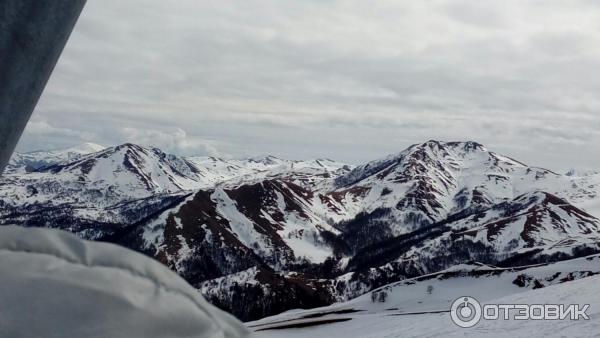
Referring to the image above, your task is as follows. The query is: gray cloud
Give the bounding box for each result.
[15,0,600,171]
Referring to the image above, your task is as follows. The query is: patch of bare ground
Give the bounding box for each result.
[255,318,353,331]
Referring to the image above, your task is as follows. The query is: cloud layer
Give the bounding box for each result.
[17,0,600,171]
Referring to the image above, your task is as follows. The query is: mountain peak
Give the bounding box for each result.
[112,142,146,151]
[412,140,486,153]
[449,140,485,152]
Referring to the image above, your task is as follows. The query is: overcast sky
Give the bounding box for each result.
[15,0,600,171]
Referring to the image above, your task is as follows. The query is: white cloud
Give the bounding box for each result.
[25,120,92,139]
[119,127,222,157]
[16,120,96,152]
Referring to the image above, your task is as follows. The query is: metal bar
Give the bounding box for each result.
[0,0,87,173]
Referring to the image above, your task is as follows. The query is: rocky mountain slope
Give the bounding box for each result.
[2,140,600,321]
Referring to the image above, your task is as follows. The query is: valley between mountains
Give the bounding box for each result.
[2,140,600,322]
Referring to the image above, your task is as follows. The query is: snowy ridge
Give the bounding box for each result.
[185,155,351,190]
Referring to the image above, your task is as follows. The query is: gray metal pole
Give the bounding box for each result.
[0,0,87,173]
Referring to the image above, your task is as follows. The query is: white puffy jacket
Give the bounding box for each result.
[0,226,250,338]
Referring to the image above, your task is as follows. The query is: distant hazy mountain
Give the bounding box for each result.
[7,142,106,172]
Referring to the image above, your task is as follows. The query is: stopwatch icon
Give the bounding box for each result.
[450,296,482,328]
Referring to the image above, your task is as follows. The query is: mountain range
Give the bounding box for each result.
[2,140,600,321]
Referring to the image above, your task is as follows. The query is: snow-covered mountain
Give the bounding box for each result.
[0,143,351,238]
[2,140,600,322]
[331,140,598,234]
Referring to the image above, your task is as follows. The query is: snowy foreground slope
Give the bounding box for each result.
[0,226,248,338]
[250,255,600,337]
[3,140,600,321]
